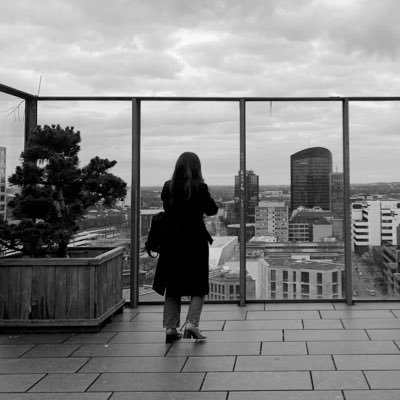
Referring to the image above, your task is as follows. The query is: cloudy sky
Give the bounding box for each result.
[1,0,400,186]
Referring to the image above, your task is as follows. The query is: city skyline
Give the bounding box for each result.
[2,1,400,186]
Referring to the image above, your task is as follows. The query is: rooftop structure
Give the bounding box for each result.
[291,147,333,212]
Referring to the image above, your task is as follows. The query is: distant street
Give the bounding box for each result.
[352,257,384,300]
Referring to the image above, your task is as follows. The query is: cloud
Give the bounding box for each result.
[1,0,400,185]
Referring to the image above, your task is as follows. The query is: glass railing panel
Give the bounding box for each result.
[246,101,345,300]
[140,101,239,302]
[0,93,25,255]
[350,101,400,300]
[38,101,132,300]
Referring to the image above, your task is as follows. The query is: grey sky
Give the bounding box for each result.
[1,0,400,185]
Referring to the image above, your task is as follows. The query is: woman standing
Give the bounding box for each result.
[152,152,218,343]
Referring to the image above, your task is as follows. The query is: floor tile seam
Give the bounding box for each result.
[75,356,96,373]
[18,344,38,358]
[393,340,400,352]
[82,371,103,392]
[68,343,86,357]
[364,329,372,341]
[179,356,189,372]
[104,332,119,344]
[23,372,48,393]
[361,370,372,390]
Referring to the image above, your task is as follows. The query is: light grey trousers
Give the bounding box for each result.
[163,295,205,329]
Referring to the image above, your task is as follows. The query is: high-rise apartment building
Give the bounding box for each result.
[234,170,259,223]
[329,171,344,218]
[0,147,6,221]
[352,200,400,254]
[255,201,288,242]
[290,147,332,212]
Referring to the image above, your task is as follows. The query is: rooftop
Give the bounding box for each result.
[2,302,400,398]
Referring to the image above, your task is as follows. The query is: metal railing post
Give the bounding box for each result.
[342,99,353,305]
[130,98,141,308]
[24,98,37,145]
[239,99,247,307]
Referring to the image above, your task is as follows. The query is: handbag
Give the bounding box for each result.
[144,211,166,258]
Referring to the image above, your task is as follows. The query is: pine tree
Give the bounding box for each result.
[0,125,127,257]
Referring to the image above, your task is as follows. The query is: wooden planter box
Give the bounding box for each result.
[0,246,125,332]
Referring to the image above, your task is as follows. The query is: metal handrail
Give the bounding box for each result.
[2,82,400,307]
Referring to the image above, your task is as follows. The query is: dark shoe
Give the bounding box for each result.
[183,323,207,340]
[165,328,182,343]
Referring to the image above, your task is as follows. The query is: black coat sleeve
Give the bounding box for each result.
[201,183,218,216]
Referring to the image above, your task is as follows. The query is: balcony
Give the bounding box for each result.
[2,302,400,397]
[2,83,400,395]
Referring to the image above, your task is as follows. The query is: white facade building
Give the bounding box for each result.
[0,147,6,221]
[352,200,400,252]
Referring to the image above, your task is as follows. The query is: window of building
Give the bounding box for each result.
[283,293,288,299]
[317,273,322,285]
[283,283,288,293]
[229,285,234,295]
[283,270,288,282]
[332,284,338,294]
[293,271,296,281]
[301,272,309,283]
[270,270,276,281]
[270,282,276,291]
[293,283,297,292]
[301,284,309,294]
[332,271,338,284]
[236,285,240,295]
[317,285,323,295]
[270,292,276,299]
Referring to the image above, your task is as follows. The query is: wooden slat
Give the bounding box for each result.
[77,266,87,319]
[67,266,79,319]
[19,267,32,319]
[54,267,67,319]
[8,267,21,319]
[0,266,9,318]
[89,266,96,318]
[45,266,56,318]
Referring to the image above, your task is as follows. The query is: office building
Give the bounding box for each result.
[290,147,332,212]
[234,170,259,223]
[209,267,255,300]
[265,258,343,300]
[289,207,334,243]
[255,201,288,242]
[0,147,6,221]
[352,200,400,254]
[330,171,344,218]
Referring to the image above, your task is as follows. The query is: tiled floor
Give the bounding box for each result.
[2,302,400,399]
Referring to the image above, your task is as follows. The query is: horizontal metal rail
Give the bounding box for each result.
[0,83,36,100]
[37,96,400,102]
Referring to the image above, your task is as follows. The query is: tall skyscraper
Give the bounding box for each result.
[290,147,332,212]
[234,170,259,223]
[0,147,6,221]
[329,171,344,218]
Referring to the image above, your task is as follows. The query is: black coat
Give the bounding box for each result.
[152,180,218,297]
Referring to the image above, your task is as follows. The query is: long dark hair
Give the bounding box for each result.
[170,152,204,200]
